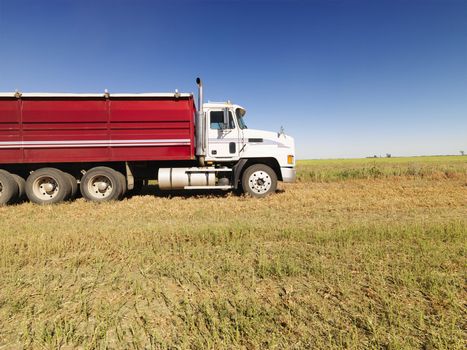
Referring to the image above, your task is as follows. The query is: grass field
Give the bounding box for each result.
[297,155,467,182]
[0,156,466,349]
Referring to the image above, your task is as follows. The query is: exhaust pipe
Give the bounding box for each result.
[195,77,206,166]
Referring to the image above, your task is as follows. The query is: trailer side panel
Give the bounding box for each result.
[0,96,195,164]
[0,99,21,163]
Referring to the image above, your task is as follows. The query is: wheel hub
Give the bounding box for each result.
[89,175,113,198]
[248,171,272,194]
[42,183,55,193]
[33,176,59,199]
[97,181,109,192]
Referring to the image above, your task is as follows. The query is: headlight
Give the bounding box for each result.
[287,155,294,164]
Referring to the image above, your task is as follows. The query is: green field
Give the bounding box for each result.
[297,155,467,182]
[0,156,466,349]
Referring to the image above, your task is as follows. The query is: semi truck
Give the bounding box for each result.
[0,78,296,204]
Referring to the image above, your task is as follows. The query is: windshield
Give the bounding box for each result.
[236,108,248,129]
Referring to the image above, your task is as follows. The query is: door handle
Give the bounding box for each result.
[229,142,236,154]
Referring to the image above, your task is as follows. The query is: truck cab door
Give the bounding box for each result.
[206,109,240,160]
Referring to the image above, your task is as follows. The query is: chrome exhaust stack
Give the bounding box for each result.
[195,77,206,166]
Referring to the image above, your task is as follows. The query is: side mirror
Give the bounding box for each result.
[222,108,230,129]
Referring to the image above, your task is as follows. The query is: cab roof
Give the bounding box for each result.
[204,102,245,110]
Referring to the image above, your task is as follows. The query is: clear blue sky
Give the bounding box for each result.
[0,0,466,159]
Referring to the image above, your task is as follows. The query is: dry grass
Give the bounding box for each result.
[0,156,466,349]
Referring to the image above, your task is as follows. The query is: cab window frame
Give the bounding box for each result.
[209,110,236,130]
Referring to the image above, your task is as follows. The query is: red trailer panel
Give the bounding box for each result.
[0,99,21,163]
[0,95,195,164]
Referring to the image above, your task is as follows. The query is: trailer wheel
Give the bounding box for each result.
[63,172,78,200]
[116,171,127,199]
[25,168,71,204]
[241,164,277,198]
[0,170,19,205]
[10,173,26,202]
[80,167,122,202]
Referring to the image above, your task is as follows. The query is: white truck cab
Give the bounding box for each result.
[204,102,296,184]
[159,78,295,198]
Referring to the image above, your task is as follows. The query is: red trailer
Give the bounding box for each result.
[0,79,296,204]
[0,93,196,164]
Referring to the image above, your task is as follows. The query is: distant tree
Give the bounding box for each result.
[386,153,391,158]
[373,155,377,158]
[461,150,465,156]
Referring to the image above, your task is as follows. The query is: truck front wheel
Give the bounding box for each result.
[80,167,123,202]
[241,164,277,198]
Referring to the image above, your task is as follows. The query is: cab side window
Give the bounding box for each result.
[210,111,235,129]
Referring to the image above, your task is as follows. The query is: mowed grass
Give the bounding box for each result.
[0,156,466,349]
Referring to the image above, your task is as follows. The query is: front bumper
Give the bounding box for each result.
[281,167,296,183]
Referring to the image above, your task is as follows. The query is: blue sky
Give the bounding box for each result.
[0,0,466,159]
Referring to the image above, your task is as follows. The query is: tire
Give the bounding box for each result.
[80,167,123,202]
[25,168,71,204]
[241,164,277,198]
[0,170,19,205]
[63,172,78,200]
[116,171,127,199]
[10,173,26,202]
